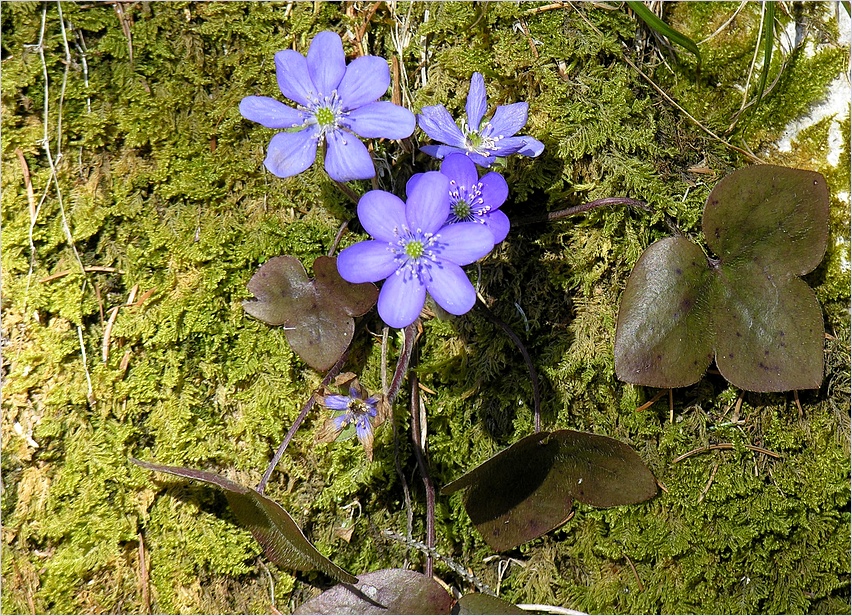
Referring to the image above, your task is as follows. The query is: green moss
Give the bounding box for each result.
[2,1,849,614]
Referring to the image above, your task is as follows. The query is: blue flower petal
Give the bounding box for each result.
[357,190,408,242]
[406,171,451,235]
[324,130,375,181]
[465,72,488,132]
[378,270,427,328]
[307,31,346,94]
[345,102,416,139]
[435,222,494,265]
[478,171,509,210]
[275,50,315,107]
[338,55,390,109]
[467,152,496,167]
[333,413,351,431]
[485,102,528,139]
[490,136,529,157]
[424,261,477,316]
[337,240,399,283]
[263,129,318,178]
[405,172,425,199]
[240,96,309,129]
[324,394,352,410]
[483,209,510,243]
[417,105,466,148]
[355,416,374,447]
[420,144,468,160]
[517,136,545,158]
[441,153,479,190]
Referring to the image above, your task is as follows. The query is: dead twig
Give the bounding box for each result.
[697,463,720,503]
[673,443,781,464]
[624,553,645,592]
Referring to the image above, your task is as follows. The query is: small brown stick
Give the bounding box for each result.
[15,148,36,218]
[39,266,122,283]
[103,306,120,363]
[103,284,138,362]
[524,2,569,15]
[634,389,666,412]
[624,553,645,592]
[668,388,674,423]
[697,463,719,503]
[114,2,134,64]
[354,2,383,56]
[793,390,803,419]
[131,288,156,308]
[673,443,781,464]
[328,220,349,257]
[516,19,540,59]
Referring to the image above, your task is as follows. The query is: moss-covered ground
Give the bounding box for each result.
[2,1,849,613]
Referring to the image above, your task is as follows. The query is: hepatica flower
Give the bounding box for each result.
[239,31,415,182]
[418,72,544,167]
[407,153,511,243]
[337,172,495,328]
[319,384,381,460]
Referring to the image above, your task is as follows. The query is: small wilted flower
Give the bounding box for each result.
[417,72,544,167]
[336,172,495,328]
[240,31,416,182]
[407,153,511,244]
[317,375,386,460]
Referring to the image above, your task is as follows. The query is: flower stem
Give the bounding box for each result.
[513,196,681,234]
[409,361,435,578]
[387,321,419,404]
[475,298,542,432]
[334,180,362,206]
[256,349,349,494]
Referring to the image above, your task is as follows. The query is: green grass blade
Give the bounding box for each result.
[754,1,776,107]
[626,0,702,69]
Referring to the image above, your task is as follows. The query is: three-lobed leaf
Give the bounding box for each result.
[131,459,357,584]
[615,165,829,392]
[442,430,657,552]
[243,255,378,371]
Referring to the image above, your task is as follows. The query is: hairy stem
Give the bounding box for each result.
[476,298,542,432]
[257,349,349,494]
[513,196,682,235]
[387,321,419,404]
[410,366,435,577]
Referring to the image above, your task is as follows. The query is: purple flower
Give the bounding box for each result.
[417,72,544,167]
[239,31,416,182]
[407,153,511,244]
[337,172,495,328]
[324,387,379,444]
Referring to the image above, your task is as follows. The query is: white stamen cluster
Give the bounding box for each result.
[302,90,350,144]
[388,225,443,283]
[448,179,490,224]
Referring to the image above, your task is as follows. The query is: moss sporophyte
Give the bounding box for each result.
[239,31,415,181]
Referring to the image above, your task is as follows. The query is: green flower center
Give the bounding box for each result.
[452,200,472,219]
[315,106,336,127]
[465,132,483,149]
[405,240,425,259]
